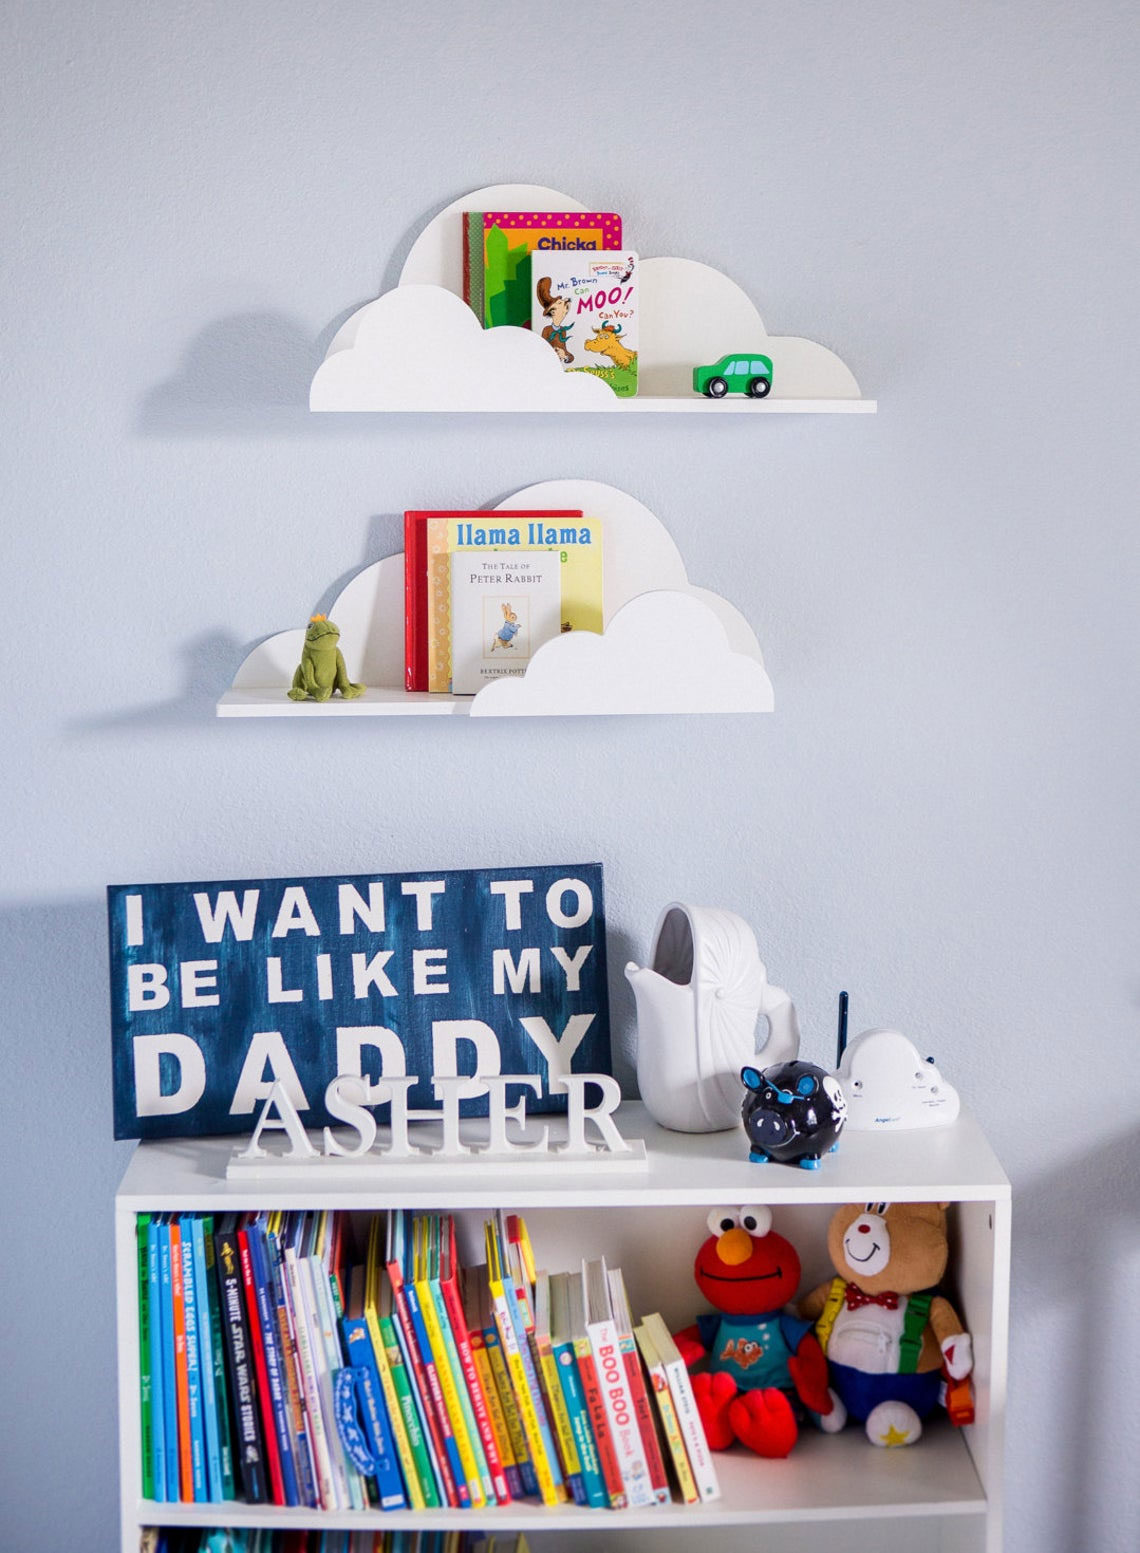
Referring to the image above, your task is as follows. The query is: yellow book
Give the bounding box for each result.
[464,1272,517,1479]
[634,1322,698,1504]
[415,1220,487,1509]
[363,1220,425,1511]
[485,1223,561,1507]
[480,1288,532,1486]
[426,514,603,692]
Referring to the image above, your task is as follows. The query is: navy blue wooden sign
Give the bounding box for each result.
[108,864,610,1140]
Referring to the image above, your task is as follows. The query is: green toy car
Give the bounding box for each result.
[693,353,774,399]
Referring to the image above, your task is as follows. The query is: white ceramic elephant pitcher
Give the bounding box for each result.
[625,902,800,1133]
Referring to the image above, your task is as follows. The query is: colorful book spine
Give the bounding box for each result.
[179,1220,208,1501]
[533,1315,586,1503]
[237,1227,286,1505]
[169,1219,193,1500]
[552,1335,606,1509]
[341,1317,407,1509]
[420,1274,490,1508]
[438,1251,511,1506]
[641,1314,720,1503]
[247,1224,301,1506]
[138,1215,156,1499]
[200,1220,235,1500]
[375,1304,438,1509]
[400,1273,469,1508]
[213,1226,267,1504]
[587,1310,654,1507]
[634,1324,697,1505]
[189,1216,224,1501]
[284,1247,337,1509]
[487,1275,561,1507]
[572,1332,627,1510]
[267,1228,317,1509]
[482,1315,536,1498]
[157,1219,180,1500]
[146,1216,167,1501]
[468,1324,523,1500]
[305,1254,360,1511]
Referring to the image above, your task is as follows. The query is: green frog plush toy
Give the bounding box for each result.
[288,614,364,702]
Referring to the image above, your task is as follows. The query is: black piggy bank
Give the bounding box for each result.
[741,1060,847,1170]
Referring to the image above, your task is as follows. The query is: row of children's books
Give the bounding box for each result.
[463,208,638,397]
[403,509,603,696]
[137,1208,718,1514]
[145,1532,529,1553]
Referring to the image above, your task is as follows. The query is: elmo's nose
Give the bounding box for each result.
[716,1227,753,1265]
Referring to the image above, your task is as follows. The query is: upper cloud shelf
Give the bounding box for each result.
[309,184,876,414]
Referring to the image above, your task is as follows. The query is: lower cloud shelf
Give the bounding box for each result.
[139,1427,986,1531]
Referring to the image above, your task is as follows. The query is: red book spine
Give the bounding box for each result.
[237,1228,285,1505]
[386,1261,461,1509]
[622,1345,669,1501]
[168,1220,193,1501]
[403,512,428,692]
[440,1268,511,1504]
[574,1343,627,1510]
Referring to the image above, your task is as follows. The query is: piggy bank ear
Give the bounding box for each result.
[741,1066,763,1090]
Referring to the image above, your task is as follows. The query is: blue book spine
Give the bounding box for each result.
[342,1317,407,1510]
[247,1224,301,1507]
[179,1219,208,1501]
[147,1220,167,1501]
[403,1281,469,1508]
[266,1230,317,1510]
[158,1219,180,1498]
[553,1337,606,1508]
[190,1217,224,1502]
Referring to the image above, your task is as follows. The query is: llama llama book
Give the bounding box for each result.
[532,253,638,397]
[465,212,622,330]
[449,551,563,695]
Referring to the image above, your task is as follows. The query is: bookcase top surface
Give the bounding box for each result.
[115,1103,1009,1210]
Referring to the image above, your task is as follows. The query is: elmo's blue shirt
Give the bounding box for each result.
[697,1310,812,1392]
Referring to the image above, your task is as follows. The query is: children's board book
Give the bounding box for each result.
[107,864,611,1138]
[465,212,622,330]
[533,253,638,398]
[449,552,562,695]
[405,511,603,694]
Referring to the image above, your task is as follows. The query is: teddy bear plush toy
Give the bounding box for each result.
[674,1206,843,1458]
[796,1202,974,1447]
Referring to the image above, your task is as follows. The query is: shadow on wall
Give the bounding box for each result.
[1012,1125,1140,1552]
[0,899,130,1545]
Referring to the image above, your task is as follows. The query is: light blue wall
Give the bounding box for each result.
[3,2,1137,1548]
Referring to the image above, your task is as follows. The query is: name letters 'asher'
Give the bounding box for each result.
[107,866,612,1142]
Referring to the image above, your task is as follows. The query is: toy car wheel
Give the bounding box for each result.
[706,377,728,398]
[748,377,772,398]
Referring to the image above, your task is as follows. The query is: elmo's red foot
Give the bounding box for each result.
[728,1387,799,1458]
[690,1370,739,1451]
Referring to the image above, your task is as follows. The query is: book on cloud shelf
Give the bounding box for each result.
[403,509,603,694]
[463,210,623,330]
[138,1208,717,1516]
[532,251,639,398]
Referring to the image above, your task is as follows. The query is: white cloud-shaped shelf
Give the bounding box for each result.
[309,183,874,413]
[218,478,774,719]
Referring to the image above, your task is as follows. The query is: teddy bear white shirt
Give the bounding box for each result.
[828,1297,909,1374]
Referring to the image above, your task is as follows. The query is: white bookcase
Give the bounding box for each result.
[115,1103,1009,1553]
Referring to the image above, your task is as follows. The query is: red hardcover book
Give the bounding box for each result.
[237,1226,286,1505]
[403,509,584,693]
[573,1338,626,1510]
[438,1216,511,1504]
[385,1254,463,1508]
[168,1219,193,1501]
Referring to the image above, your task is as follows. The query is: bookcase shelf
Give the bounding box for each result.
[117,1104,1009,1553]
[308,183,877,415]
[218,479,776,720]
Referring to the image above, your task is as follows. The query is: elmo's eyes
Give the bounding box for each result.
[740,1211,762,1233]
[707,1207,740,1235]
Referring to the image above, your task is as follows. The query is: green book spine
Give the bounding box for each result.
[201,1216,236,1498]
[465,211,485,327]
[380,1310,441,1509]
[137,1213,154,1499]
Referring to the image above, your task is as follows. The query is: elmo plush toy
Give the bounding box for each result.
[674,1206,842,1457]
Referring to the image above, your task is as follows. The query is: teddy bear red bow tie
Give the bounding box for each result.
[844,1284,900,1310]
